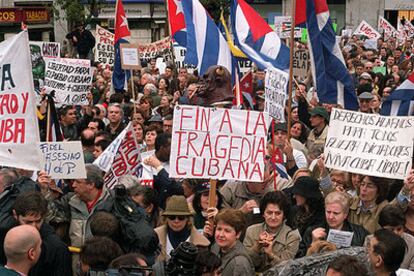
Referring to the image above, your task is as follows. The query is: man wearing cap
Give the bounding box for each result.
[359,72,373,87]
[306,106,329,162]
[154,195,210,262]
[358,92,374,113]
[272,123,307,176]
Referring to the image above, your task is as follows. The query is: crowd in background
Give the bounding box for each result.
[0,33,414,276]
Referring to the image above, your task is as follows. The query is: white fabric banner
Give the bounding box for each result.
[378,16,398,40]
[324,109,414,180]
[353,20,381,40]
[170,105,270,182]
[94,25,115,66]
[0,31,42,170]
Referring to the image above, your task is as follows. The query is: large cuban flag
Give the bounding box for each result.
[181,0,233,76]
[231,0,290,71]
[380,72,414,116]
[167,0,186,46]
[296,0,359,110]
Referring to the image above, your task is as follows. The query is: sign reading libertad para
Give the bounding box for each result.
[170,105,270,182]
[324,109,414,180]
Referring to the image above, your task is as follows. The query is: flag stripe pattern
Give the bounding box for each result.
[231,0,290,71]
[181,0,232,76]
[381,72,414,116]
[296,0,359,110]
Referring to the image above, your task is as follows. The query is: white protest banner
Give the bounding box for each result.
[327,229,354,248]
[353,20,381,40]
[94,25,115,67]
[341,29,353,37]
[265,68,288,122]
[404,21,414,38]
[293,49,309,78]
[173,43,196,73]
[136,150,155,188]
[0,32,42,170]
[170,105,270,182]
[324,109,414,180]
[139,37,173,63]
[44,58,92,105]
[378,16,397,40]
[398,21,408,43]
[120,44,141,70]
[94,123,141,189]
[274,16,302,39]
[39,141,86,179]
[29,41,61,104]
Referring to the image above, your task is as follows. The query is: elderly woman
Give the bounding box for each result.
[297,191,369,257]
[210,209,255,276]
[154,195,210,262]
[243,191,300,272]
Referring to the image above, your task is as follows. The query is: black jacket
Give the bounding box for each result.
[30,223,72,276]
[296,220,369,257]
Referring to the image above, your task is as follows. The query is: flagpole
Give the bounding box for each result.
[164,0,179,81]
[130,70,137,114]
[46,100,51,142]
[287,0,296,139]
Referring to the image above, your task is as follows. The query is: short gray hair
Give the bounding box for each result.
[86,164,104,189]
[144,83,158,95]
[118,175,140,190]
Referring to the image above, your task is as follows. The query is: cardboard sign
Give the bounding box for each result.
[327,229,354,248]
[44,58,92,105]
[378,16,397,40]
[39,141,86,179]
[274,16,302,39]
[173,42,196,73]
[29,41,60,104]
[265,68,288,122]
[94,25,115,66]
[139,37,173,63]
[94,123,141,189]
[293,49,309,78]
[170,105,270,182]
[324,109,414,180]
[0,32,42,170]
[120,43,141,70]
[353,20,381,40]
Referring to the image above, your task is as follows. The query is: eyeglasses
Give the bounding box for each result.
[167,215,187,221]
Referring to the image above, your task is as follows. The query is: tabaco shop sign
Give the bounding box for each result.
[0,8,50,24]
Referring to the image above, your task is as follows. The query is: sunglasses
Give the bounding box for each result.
[167,215,187,221]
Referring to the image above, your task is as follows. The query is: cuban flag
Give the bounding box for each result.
[380,72,414,116]
[167,0,186,46]
[181,0,232,76]
[112,0,131,92]
[295,0,359,110]
[231,0,290,71]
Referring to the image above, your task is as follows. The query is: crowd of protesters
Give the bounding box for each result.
[0,33,414,276]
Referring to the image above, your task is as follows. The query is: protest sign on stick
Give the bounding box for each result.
[265,68,288,122]
[94,123,141,189]
[44,58,92,105]
[292,49,309,78]
[0,31,42,170]
[139,37,173,63]
[378,16,398,40]
[94,25,115,66]
[324,109,414,180]
[39,141,86,179]
[353,20,381,40]
[120,44,141,70]
[169,105,270,182]
[274,16,302,38]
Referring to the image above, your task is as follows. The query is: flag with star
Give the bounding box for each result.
[112,0,131,92]
[167,0,186,46]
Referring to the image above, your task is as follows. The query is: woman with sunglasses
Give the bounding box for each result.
[154,195,210,262]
